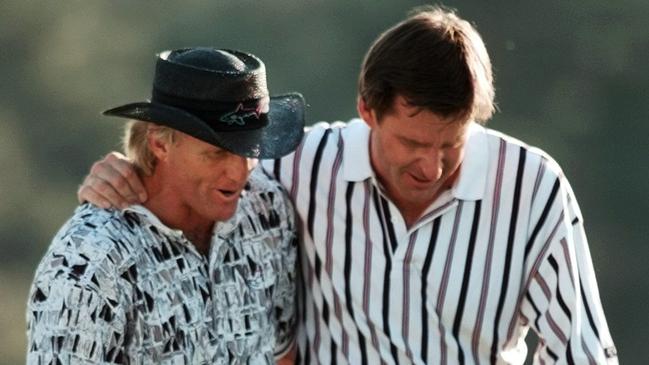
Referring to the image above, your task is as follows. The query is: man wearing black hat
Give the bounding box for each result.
[26,48,303,364]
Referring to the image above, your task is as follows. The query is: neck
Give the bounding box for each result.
[398,201,432,229]
[383,169,459,229]
[141,174,214,254]
[389,191,437,229]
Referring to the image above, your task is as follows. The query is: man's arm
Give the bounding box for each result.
[79,124,317,208]
[77,152,147,208]
[520,175,617,364]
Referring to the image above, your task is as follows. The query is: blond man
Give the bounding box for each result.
[27,47,304,364]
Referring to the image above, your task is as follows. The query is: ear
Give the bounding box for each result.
[147,126,171,162]
[357,96,378,129]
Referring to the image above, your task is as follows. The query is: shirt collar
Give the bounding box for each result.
[452,123,488,201]
[122,199,245,238]
[341,118,374,182]
[122,204,185,237]
[341,118,488,201]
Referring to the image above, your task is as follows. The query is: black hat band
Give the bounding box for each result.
[151,88,269,132]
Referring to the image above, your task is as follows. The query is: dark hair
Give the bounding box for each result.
[358,6,495,123]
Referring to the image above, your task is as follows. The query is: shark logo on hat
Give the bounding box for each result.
[219,99,269,126]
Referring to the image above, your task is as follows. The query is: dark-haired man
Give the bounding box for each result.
[76,7,617,364]
[27,48,303,364]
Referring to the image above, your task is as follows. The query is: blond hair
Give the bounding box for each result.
[123,120,175,176]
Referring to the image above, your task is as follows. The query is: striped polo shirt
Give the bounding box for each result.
[262,119,617,365]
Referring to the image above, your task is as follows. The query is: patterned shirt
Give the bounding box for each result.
[262,119,617,364]
[27,168,297,364]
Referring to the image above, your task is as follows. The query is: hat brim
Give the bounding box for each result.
[103,93,305,159]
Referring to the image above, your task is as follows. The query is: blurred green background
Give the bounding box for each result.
[1,1,647,363]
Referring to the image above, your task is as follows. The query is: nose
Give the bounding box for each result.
[416,149,443,182]
[224,154,256,184]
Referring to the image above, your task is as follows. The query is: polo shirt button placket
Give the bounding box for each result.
[407,197,459,236]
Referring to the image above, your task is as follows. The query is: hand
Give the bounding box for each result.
[77,152,147,209]
[276,344,296,365]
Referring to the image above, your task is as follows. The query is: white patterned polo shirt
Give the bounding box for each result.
[26,168,297,365]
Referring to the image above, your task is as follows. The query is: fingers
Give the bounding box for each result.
[76,152,147,209]
[78,174,131,209]
[77,179,114,209]
[103,153,147,202]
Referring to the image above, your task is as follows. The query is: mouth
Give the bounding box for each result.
[216,188,241,201]
[219,189,236,197]
[407,172,434,184]
[405,172,444,191]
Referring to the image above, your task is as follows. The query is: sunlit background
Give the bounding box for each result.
[2,1,647,363]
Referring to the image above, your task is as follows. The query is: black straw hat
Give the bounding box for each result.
[103,47,305,159]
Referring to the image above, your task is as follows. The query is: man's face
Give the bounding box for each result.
[360,96,469,213]
[161,132,257,223]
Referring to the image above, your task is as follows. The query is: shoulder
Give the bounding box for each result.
[260,120,354,181]
[235,168,296,235]
[246,167,288,199]
[304,120,350,134]
[26,206,137,359]
[301,120,350,151]
[244,168,294,214]
[56,203,146,253]
[483,126,566,180]
[277,120,352,175]
[32,204,144,293]
[483,127,582,219]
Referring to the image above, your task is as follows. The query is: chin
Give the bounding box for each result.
[208,205,239,222]
[405,189,438,203]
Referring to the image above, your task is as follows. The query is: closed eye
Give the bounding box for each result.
[202,148,228,159]
[441,142,463,149]
[399,137,427,149]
